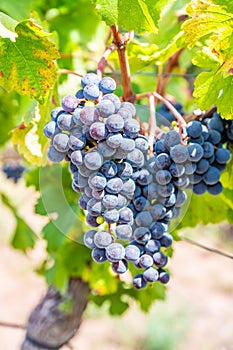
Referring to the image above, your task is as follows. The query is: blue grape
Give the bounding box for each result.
[118,207,134,223]
[53,133,70,153]
[92,247,107,263]
[106,177,123,194]
[102,93,121,112]
[86,213,101,227]
[138,254,153,268]
[124,119,140,138]
[158,270,170,284]
[75,89,84,99]
[70,150,83,166]
[195,158,209,174]
[115,224,132,240]
[170,144,189,163]
[101,160,118,178]
[106,132,123,148]
[133,227,151,244]
[96,100,116,118]
[135,211,153,227]
[134,135,148,152]
[133,274,147,289]
[61,95,78,113]
[44,121,57,139]
[83,84,100,100]
[164,130,180,148]
[94,230,113,248]
[120,102,137,117]
[215,148,230,164]
[81,72,100,87]
[104,209,119,224]
[88,172,107,191]
[155,153,171,169]
[143,267,159,283]
[159,233,173,248]
[57,112,74,131]
[106,114,124,132]
[84,150,103,170]
[207,182,223,195]
[133,196,150,211]
[145,239,161,254]
[119,137,135,152]
[117,162,133,179]
[102,194,118,209]
[169,163,185,177]
[150,222,165,239]
[153,252,168,268]
[155,169,172,185]
[47,145,66,163]
[105,243,125,262]
[89,121,107,141]
[203,166,220,185]
[83,230,97,249]
[125,245,141,262]
[126,149,145,168]
[202,142,215,158]
[187,120,202,138]
[112,260,128,274]
[98,141,116,158]
[136,169,153,186]
[208,129,221,144]
[99,77,116,94]
[80,106,97,125]
[193,181,207,195]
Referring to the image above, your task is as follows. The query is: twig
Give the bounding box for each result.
[96,44,116,78]
[136,91,187,139]
[148,94,157,153]
[58,69,83,78]
[180,236,233,260]
[0,321,26,330]
[110,25,135,102]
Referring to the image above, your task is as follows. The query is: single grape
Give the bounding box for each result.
[106,114,124,132]
[193,181,207,195]
[135,211,153,227]
[99,77,116,94]
[158,270,170,284]
[207,182,223,195]
[106,177,123,194]
[153,252,168,268]
[104,209,119,224]
[133,274,147,289]
[88,172,107,191]
[126,149,144,168]
[143,267,159,283]
[102,93,121,112]
[170,144,189,163]
[150,222,165,239]
[125,244,141,262]
[91,247,107,263]
[133,196,150,211]
[124,119,140,138]
[159,233,173,248]
[70,150,83,166]
[106,132,123,148]
[134,136,148,152]
[97,141,116,158]
[215,148,230,164]
[61,95,78,113]
[102,194,118,209]
[145,239,161,254]
[155,153,171,169]
[44,121,57,139]
[203,166,220,185]
[115,224,132,240]
[53,133,69,153]
[133,227,151,244]
[112,260,128,274]
[117,162,133,180]
[118,207,134,223]
[164,130,181,148]
[106,243,125,262]
[83,230,97,249]
[81,72,100,87]
[89,121,107,141]
[94,230,113,248]
[84,150,103,170]
[187,120,203,138]
[80,106,98,125]
[138,254,154,268]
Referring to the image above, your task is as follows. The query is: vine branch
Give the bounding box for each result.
[96,44,116,78]
[110,25,135,102]
[180,236,233,259]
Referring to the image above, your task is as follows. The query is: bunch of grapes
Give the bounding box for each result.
[43,73,231,289]
[3,164,25,183]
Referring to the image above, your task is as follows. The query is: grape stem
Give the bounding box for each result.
[58,69,83,78]
[110,25,135,102]
[148,94,157,154]
[136,91,187,140]
[96,44,116,78]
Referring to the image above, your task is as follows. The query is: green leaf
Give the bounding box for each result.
[11,216,37,252]
[175,189,232,230]
[0,18,59,103]
[94,0,173,33]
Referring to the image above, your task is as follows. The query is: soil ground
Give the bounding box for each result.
[0,235,232,350]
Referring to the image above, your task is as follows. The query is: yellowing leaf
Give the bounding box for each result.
[0,19,60,103]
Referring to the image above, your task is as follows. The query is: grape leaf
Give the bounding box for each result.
[0,17,59,103]
[182,0,233,49]
[94,0,173,33]
[11,121,43,166]
[11,216,37,252]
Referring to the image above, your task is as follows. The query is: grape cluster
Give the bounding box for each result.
[44,73,231,289]
[3,164,25,183]
[184,117,231,195]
